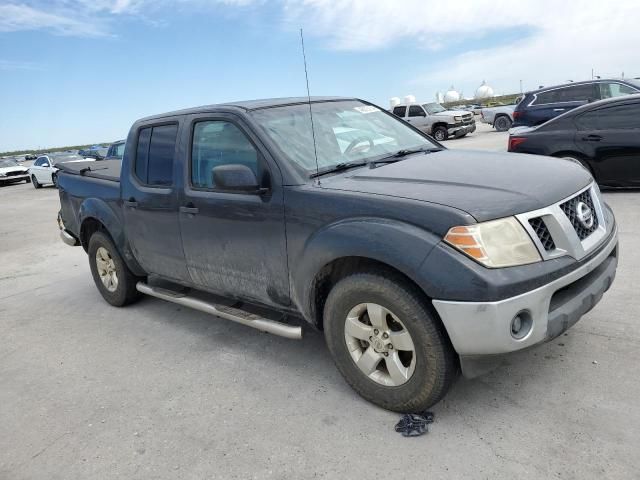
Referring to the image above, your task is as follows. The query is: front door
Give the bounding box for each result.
[178,114,290,307]
[575,100,640,186]
[121,120,190,281]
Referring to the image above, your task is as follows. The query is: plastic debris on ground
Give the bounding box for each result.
[394,411,435,437]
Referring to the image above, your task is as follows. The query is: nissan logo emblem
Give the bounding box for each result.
[576,201,594,229]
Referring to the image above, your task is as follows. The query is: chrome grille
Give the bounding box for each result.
[528,217,556,251]
[560,190,599,240]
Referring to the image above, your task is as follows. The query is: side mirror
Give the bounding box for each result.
[212,164,264,193]
[43,163,50,168]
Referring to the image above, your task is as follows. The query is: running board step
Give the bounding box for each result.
[136,282,302,340]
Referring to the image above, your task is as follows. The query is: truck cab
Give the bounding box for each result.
[391,102,476,141]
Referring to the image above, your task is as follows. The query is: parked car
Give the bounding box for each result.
[480,104,516,131]
[508,94,640,188]
[24,153,38,161]
[513,78,640,127]
[391,102,476,141]
[56,96,618,412]
[0,158,30,185]
[29,153,92,188]
[80,147,109,160]
[104,140,125,160]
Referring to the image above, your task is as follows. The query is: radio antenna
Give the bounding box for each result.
[300,28,321,184]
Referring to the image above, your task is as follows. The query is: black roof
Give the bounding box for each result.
[138,96,355,122]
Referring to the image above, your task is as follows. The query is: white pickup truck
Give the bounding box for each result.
[391,102,476,141]
[480,104,516,132]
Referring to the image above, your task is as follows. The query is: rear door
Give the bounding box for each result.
[178,113,290,307]
[121,119,191,281]
[575,100,640,186]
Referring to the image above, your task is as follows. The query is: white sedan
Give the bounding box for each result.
[0,158,31,185]
[28,153,93,189]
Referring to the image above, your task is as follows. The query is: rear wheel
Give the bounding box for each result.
[323,271,458,412]
[560,155,596,180]
[494,115,512,132]
[88,231,142,307]
[31,175,41,189]
[432,126,448,142]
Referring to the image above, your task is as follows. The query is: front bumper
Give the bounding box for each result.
[448,122,476,137]
[432,224,618,367]
[0,173,29,182]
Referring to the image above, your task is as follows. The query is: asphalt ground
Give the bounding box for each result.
[1,125,638,479]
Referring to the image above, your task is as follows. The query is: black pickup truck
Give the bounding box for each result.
[57,97,618,412]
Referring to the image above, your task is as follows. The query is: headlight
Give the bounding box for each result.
[444,217,541,268]
[454,116,462,122]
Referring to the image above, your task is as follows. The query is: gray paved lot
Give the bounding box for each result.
[1,128,639,479]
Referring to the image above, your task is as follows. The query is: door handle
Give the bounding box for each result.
[124,197,138,208]
[582,134,602,142]
[553,108,565,112]
[180,204,199,215]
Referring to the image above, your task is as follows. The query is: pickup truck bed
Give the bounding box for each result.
[57,159,121,182]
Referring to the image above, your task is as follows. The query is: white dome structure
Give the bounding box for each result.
[443,86,460,103]
[389,97,401,109]
[403,94,416,104]
[475,81,494,100]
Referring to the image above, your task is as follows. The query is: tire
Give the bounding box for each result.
[432,126,448,142]
[25,177,31,183]
[494,115,512,132]
[88,231,142,307]
[31,175,41,189]
[323,271,458,412]
[52,173,57,188]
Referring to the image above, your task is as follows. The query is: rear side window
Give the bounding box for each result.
[408,105,426,117]
[115,143,125,158]
[392,106,407,117]
[535,84,595,104]
[576,103,640,130]
[134,124,178,186]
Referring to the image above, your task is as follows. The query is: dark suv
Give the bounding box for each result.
[513,79,640,127]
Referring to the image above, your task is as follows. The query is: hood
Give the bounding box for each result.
[320,150,592,222]
[434,110,471,117]
[0,165,28,174]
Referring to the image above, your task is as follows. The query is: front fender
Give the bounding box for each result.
[291,217,442,322]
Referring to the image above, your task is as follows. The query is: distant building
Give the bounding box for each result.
[443,86,461,103]
[475,80,494,100]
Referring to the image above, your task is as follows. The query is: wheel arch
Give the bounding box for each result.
[551,151,596,178]
[290,218,443,330]
[78,198,146,276]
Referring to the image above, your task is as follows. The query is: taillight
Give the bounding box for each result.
[513,110,522,119]
[508,137,527,151]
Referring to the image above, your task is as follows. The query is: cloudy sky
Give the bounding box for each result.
[1,0,638,151]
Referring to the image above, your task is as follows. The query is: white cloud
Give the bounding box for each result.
[281,0,640,97]
[0,3,111,36]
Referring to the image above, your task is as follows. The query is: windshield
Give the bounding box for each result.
[423,103,446,115]
[0,159,20,168]
[51,154,85,164]
[251,100,438,174]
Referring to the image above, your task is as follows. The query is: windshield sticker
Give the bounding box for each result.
[354,105,379,114]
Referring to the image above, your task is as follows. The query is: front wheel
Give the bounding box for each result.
[432,126,448,142]
[323,272,458,412]
[31,175,41,189]
[51,173,57,188]
[25,177,31,183]
[88,231,142,307]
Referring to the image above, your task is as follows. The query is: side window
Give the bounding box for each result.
[392,106,407,117]
[115,143,125,158]
[134,124,178,186]
[33,158,44,167]
[408,105,426,117]
[191,121,260,189]
[577,103,640,130]
[535,84,594,104]
[600,83,638,99]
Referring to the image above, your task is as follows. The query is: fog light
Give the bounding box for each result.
[510,311,532,340]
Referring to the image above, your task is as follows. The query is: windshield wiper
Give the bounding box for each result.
[309,160,368,178]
